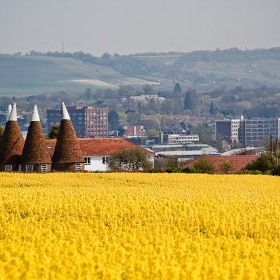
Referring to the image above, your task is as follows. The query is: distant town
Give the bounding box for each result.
[1,47,280,173]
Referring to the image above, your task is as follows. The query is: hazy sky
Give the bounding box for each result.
[0,0,279,56]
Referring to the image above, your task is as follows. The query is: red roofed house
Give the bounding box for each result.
[46,138,154,172]
[184,155,259,174]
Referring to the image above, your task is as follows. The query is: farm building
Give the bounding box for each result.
[0,104,24,171]
[0,103,154,172]
[46,138,154,172]
[51,102,85,172]
[20,104,52,172]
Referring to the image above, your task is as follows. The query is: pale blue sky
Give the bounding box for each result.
[0,0,279,56]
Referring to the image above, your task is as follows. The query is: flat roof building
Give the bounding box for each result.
[216,117,280,147]
[243,118,280,146]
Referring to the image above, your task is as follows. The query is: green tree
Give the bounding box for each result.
[219,160,234,174]
[107,147,152,172]
[193,156,215,174]
[155,156,178,172]
[174,82,182,93]
[101,52,112,60]
[209,101,215,115]
[184,89,196,111]
[118,85,134,97]
[146,129,159,138]
[143,84,155,95]
[108,110,119,131]
[83,88,93,100]
[243,153,275,174]
[161,100,175,115]
[48,124,60,139]
[191,123,213,143]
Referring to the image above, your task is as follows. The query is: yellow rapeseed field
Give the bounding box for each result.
[0,173,280,279]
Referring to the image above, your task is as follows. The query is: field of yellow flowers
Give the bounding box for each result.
[0,172,280,279]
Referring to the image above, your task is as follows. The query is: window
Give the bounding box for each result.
[26,165,33,172]
[41,164,47,173]
[5,165,12,171]
[102,157,108,164]
[75,163,82,171]
[84,157,91,165]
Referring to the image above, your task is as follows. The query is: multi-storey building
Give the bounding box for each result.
[242,118,280,146]
[47,106,108,138]
[215,119,241,144]
[215,117,280,146]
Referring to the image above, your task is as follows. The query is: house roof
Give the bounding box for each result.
[46,138,154,157]
[183,155,259,173]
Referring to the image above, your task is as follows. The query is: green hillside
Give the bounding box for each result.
[1,48,280,96]
[0,55,157,96]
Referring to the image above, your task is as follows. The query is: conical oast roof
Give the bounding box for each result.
[52,103,84,165]
[0,103,24,170]
[6,104,12,121]
[21,105,52,165]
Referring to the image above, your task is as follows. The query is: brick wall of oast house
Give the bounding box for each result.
[52,119,85,171]
[0,121,24,171]
[22,163,52,173]
[52,162,83,172]
[20,121,52,172]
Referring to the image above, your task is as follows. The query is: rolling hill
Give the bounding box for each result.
[0,55,160,96]
[1,47,280,96]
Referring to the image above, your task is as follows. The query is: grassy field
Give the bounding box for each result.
[0,173,280,279]
[0,55,153,96]
[183,59,280,84]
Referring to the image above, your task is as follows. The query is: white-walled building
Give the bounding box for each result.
[167,134,199,144]
[216,117,280,146]
[46,138,154,172]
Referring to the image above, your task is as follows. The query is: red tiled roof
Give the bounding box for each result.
[45,138,154,157]
[184,155,259,173]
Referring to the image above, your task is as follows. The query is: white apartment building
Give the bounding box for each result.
[216,117,280,146]
[243,118,280,146]
[167,134,199,144]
